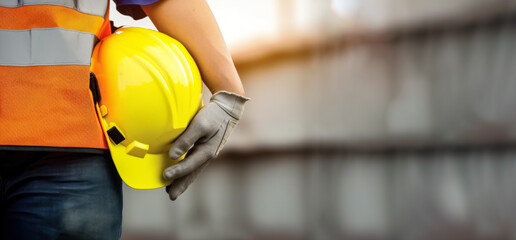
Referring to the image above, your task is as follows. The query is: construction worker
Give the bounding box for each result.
[0,0,247,239]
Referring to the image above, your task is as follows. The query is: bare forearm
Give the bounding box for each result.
[141,0,245,96]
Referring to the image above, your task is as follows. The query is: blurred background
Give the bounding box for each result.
[111,0,516,239]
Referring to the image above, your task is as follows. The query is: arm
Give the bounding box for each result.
[141,0,245,96]
[141,0,249,200]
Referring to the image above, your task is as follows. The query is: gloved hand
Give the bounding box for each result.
[164,91,249,200]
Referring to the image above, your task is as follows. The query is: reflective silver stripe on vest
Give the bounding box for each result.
[0,0,108,17]
[0,28,95,66]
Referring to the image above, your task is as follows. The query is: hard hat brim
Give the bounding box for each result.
[97,104,182,189]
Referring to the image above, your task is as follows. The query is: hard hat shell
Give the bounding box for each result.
[91,27,202,189]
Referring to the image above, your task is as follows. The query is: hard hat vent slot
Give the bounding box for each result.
[107,125,126,144]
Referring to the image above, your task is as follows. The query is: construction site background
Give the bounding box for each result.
[111,0,516,239]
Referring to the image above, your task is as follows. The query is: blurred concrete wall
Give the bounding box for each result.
[231,6,516,149]
[116,0,516,239]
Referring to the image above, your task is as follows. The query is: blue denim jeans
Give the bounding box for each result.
[0,150,123,240]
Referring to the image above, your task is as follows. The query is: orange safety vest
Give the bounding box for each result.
[0,1,111,150]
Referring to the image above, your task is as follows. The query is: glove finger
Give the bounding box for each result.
[167,161,210,201]
[169,116,207,160]
[164,144,214,180]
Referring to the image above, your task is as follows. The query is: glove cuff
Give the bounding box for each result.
[211,91,250,120]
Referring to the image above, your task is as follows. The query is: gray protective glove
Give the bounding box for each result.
[164,90,249,200]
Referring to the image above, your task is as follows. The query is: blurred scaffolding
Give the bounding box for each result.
[113,0,516,239]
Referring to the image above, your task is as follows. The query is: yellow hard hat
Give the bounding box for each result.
[90,27,202,189]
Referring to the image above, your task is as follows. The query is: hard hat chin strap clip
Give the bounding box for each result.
[107,124,125,144]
